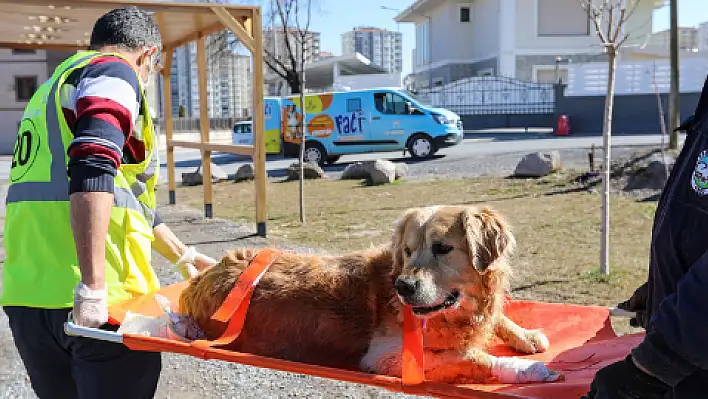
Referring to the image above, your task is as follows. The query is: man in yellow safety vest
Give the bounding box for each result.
[1,7,216,398]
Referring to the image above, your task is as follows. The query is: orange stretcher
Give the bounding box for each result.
[64,249,645,399]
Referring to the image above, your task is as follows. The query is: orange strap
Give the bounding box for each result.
[402,306,425,385]
[191,248,282,350]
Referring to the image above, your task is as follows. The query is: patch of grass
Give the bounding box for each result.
[168,171,657,311]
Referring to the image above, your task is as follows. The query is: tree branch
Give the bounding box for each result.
[578,0,610,44]
[273,0,299,71]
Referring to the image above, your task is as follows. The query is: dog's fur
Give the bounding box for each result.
[179,205,551,383]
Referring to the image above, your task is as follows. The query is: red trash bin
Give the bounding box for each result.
[556,114,570,136]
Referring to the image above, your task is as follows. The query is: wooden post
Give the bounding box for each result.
[161,47,176,205]
[196,34,213,218]
[251,9,268,237]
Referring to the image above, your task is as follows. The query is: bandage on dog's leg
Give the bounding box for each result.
[490,356,563,383]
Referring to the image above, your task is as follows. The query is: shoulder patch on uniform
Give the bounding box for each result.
[691,150,708,195]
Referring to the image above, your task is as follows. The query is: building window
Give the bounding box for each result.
[460,6,471,23]
[537,0,590,36]
[15,76,38,102]
[415,19,431,66]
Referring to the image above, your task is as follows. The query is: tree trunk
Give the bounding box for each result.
[298,64,307,224]
[289,74,301,95]
[600,49,617,276]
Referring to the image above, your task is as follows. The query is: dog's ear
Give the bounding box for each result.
[461,206,516,273]
[391,207,437,277]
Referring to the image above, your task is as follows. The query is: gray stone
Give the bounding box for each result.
[286,162,326,181]
[513,151,562,178]
[341,162,370,180]
[394,162,408,180]
[180,162,229,186]
[625,155,675,190]
[233,163,255,182]
[366,160,397,185]
[341,160,404,183]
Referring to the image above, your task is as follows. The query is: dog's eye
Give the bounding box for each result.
[404,247,412,257]
[432,242,454,256]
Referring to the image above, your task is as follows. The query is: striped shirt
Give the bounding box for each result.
[62,54,161,226]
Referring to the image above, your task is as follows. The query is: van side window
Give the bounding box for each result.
[347,98,362,112]
[373,92,408,115]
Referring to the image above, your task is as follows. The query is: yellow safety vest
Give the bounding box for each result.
[1,51,161,308]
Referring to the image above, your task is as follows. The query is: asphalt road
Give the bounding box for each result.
[158,133,684,183]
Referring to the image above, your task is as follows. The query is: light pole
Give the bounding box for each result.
[380,6,400,33]
[380,5,403,75]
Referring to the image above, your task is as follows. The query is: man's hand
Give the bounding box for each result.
[617,282,649,329]
[73,281,109,327]
[174,246,218,279]
[581,355,669,399]
[152,223,218,279]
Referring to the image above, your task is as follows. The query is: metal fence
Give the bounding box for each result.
[152,117,250,132]
[412,76,556,116]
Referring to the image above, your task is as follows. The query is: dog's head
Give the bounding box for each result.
[391,205,515,318]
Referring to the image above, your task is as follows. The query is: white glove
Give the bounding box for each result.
[73,281,109,328]
[174,246,218,279]
[490,356,563,383]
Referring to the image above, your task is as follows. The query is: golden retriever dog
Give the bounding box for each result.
[180,205,561,384]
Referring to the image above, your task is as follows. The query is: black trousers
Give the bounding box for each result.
[4,306,162,399]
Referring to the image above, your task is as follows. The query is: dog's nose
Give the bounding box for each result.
[395,276,420,298]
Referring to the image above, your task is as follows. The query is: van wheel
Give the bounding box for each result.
[407,134,435,160]
[304,141,327,166]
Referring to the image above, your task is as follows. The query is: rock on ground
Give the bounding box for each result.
[181,162,229,186]
[233,163,255,183]
[341,162,370,180]
[286,162,327,181]
[513,151,562,178]
[341,160,405,184]
[624,154,675,191]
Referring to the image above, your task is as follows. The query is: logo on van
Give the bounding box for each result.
[334,112,363,136]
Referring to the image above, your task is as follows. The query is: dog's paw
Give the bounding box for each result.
[510,329,550,354]
[491,357,563,384]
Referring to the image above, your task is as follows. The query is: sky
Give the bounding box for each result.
[305,0,706,77]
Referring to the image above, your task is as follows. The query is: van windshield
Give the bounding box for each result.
[400,89,432,108]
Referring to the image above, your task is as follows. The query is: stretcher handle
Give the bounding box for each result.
[190,248,283,350]
[608,307,637,318]
[63,311,124,344]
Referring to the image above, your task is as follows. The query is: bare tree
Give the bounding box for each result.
[577,0,641,275]
[293,0,313,223]
[204,0,318,95]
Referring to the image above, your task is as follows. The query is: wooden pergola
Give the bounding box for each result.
[0,0,268,236]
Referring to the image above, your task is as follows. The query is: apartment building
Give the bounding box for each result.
[341,26,403,73]
[263,27,321,70]
[167,31,252,120]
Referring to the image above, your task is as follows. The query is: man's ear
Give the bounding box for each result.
[461,206,515,273]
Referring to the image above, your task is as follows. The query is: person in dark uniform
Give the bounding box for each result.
[582,76,708,398]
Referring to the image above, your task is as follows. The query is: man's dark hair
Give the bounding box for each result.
[89,6,162,51]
